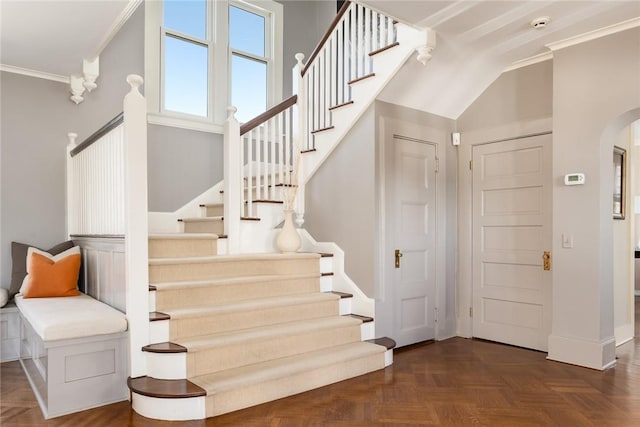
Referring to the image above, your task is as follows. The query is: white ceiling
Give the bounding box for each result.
[365,0,640,118]
[0,1,638,118]
[0,0,130,78]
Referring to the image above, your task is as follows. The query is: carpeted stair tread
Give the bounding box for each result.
[152,273,320,291]
[149,233,218,240]
[175,316,362,351]
[165,292,338,319]
[190,341,385,393]
[149,252,320,266]
[179,217,223,223]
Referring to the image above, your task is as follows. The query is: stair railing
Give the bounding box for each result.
[66,75,149,378]
[224,1,400,248]
[299,1,397,151]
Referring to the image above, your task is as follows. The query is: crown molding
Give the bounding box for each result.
[503,51,553,73]
[546,16,640,52]
[0,64,69,84]
[91,0,143,60]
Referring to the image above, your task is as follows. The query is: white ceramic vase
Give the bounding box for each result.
[276,209,301,253]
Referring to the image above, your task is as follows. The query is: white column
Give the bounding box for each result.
[123,74,150,378]
[224,107,241,254]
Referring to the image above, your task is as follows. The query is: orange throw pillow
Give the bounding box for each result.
[22,252,81,298]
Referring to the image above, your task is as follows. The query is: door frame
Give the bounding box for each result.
[376,115,449,341]
[455,119,553,338]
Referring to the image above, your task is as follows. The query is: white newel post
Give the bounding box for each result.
[224,106,241,254]
[66,133,78,238]
[123,74,150,378]
[293,53,306,227]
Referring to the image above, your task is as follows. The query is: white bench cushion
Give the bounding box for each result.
[15,293,127,341]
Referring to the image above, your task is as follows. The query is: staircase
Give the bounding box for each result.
[129,227,395,420]
[131,1,432,421]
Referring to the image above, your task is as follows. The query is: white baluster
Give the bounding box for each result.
[364,7,371,73]
[337,21,344,104]
[388,16,395,44]
[358,4,365,76]
[256,123,262,203]
[319,50,325,129]
[380,11,388,49]
[350,6,357,80]
[270,117,276,201]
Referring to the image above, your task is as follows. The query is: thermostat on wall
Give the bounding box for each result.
[564,173,585,185]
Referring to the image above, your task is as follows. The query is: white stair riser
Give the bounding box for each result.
[384,349,393,367]
[319,257,333,274]
[146,352,187,379]
[131,393,205,421]
[320,275,332,292]
[149,291,156,312]
[149,320,170,344]
[361,321,375,341]
[217,238,228,255]
[339,297,352,315]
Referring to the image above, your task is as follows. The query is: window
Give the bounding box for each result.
[146,0,283,132]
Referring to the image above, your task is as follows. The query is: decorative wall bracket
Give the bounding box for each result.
[69,57,100,104]
[416,28,437,66]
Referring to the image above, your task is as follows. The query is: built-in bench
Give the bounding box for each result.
[15,293,129,419]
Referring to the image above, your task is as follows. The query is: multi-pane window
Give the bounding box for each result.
[162,0,209,118]
[151,0,282,129]
[229,4,268,123]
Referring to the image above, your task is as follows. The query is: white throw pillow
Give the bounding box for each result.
[0,288,8,307]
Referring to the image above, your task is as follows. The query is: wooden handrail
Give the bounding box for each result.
[70,112,124,157]
[240,95,298,136]
[301,0,352,77]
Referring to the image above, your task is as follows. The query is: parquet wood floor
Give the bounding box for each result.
[2,300,640,426]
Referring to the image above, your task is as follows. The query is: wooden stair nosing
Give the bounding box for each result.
[149,285,157,291]
[369,42,400,57]
[348,73,375,85]
[246,200,283,204]
[128,376,205,399]
[301,148,317,154]
[142,342,187,353]
[366,337,396,350]
[328,100,354,111]
[178,216,223,223]
[240,216,261,221]
[310,126,335,135]
[346,314,373,323]
[320,272,334,277]
[326,291,352,299]
[149,311,170,322]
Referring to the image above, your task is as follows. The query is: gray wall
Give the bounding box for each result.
[457,59,553,131]
[280,0,336,97]
[0,5,144,290]
[148,126,223,211]
[305,106,376,294]
[549,27,640,367]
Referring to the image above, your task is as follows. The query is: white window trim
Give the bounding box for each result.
[145,0,283,134]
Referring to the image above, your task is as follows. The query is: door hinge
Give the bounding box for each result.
[469,307,473,317]
[469,160,473,170]
[434,307,438,323]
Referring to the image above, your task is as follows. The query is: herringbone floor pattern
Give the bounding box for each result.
[2,300,640,426]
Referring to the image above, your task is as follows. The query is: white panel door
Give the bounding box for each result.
[472,134,552,351]
[393,138,436,347]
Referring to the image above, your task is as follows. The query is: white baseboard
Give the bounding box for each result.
[547,334,616,370]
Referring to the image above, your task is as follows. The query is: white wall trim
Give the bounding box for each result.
[147,113,224,134]
[547,335,616,370]
[503,51,553,73]
[0,64,69,84]
[546,16,640,52]
[92,0,144,60]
